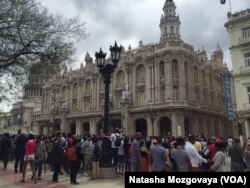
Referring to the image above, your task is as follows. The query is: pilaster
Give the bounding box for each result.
[244,119,250,139]
[60,113,67,133]
[165,59,171,102]
[172,112,180,136]
[179,58,186,101]
[120,104,128,135]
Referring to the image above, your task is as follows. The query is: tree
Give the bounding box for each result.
[0,0,87,103]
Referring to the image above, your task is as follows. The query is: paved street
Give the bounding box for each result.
[224,155,231,172]
[0,161,124,188]
[0,156,231,188]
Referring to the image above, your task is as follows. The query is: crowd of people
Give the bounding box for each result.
[0,130,101,185]
[0,129,250,185]
[129,133,250,172]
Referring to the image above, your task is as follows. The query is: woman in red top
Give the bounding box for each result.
[20,133,37,184]
[140,141,150,172]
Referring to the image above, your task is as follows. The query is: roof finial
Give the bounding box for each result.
[216,42,221,50]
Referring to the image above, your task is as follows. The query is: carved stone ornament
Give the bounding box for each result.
[61,97,69,111]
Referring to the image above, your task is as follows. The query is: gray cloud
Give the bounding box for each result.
[1,0,248,111]
[39,0,250,69]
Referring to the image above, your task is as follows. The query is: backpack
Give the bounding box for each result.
[66,147,77,161]
[35,144,46,162]
[114,134,121,147]
[202,147,210,159]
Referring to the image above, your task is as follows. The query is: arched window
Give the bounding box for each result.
[194,66,198,81]
[195,87,199,103]
[245,52,250,66]
[72,84,78,98]
[159,61,165,79]
[85,80,91,92]
[170,26,174,33]
[172,60,178,77]
[203,89,207,104]
[99,77,104,91]
[184,62,188,80]
[136,65,145,82]
[116,70,125,86]
[202,70,206,85]
[209,74,213,88]
[62,87,67,99]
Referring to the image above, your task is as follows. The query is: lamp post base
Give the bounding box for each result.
[99,167,117,179]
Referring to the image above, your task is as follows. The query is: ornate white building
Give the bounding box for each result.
[38,0,230,138]
[0,61,59,135]
[225,8,250,139]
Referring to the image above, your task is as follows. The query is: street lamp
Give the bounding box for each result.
[148,108,157,136]
[95,41,122,170]
[95,41,122,135]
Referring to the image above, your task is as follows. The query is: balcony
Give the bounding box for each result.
[172,77,179,86]
[243,103,250,111]
[240,66,250,74]
[239,37,250,45]
[194,80,200,86]
[160,79,165,87]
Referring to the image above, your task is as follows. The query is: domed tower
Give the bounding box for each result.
[159,0,182,43]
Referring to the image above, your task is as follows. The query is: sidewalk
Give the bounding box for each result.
[0,157,231,188]
[0,161,125,188]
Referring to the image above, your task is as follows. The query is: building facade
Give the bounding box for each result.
[0,61,59,135]
[0,112,11,134]
[37,0,231,138]
[225,8,250,139]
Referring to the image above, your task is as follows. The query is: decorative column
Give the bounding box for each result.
[244,119,250,140]
[172,113,179,136]
[60,97,69,133]
[165,58,171,102]
[44,126,50,136]
[147,63,153,102]
[121,104,130,135]
[179,58,186,101]
[178,113,184,137]
[60,114,67,133]
[75,119,80,135]
[153,62,157,101]
[92,77,97,110]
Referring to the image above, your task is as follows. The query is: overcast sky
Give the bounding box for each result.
[1,0,250,112]
[37,0,250,70]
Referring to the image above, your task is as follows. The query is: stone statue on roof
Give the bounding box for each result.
[122,83,131,100]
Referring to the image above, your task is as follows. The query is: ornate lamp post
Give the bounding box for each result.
[95,41,122,172]
[95,41,122,135]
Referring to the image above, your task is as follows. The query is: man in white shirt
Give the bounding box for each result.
[110,128,120,170]
[185,135,207,172]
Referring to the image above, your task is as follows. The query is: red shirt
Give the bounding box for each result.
[67,137,73,147]
[25,139,36,156]
[208,144,216,160]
